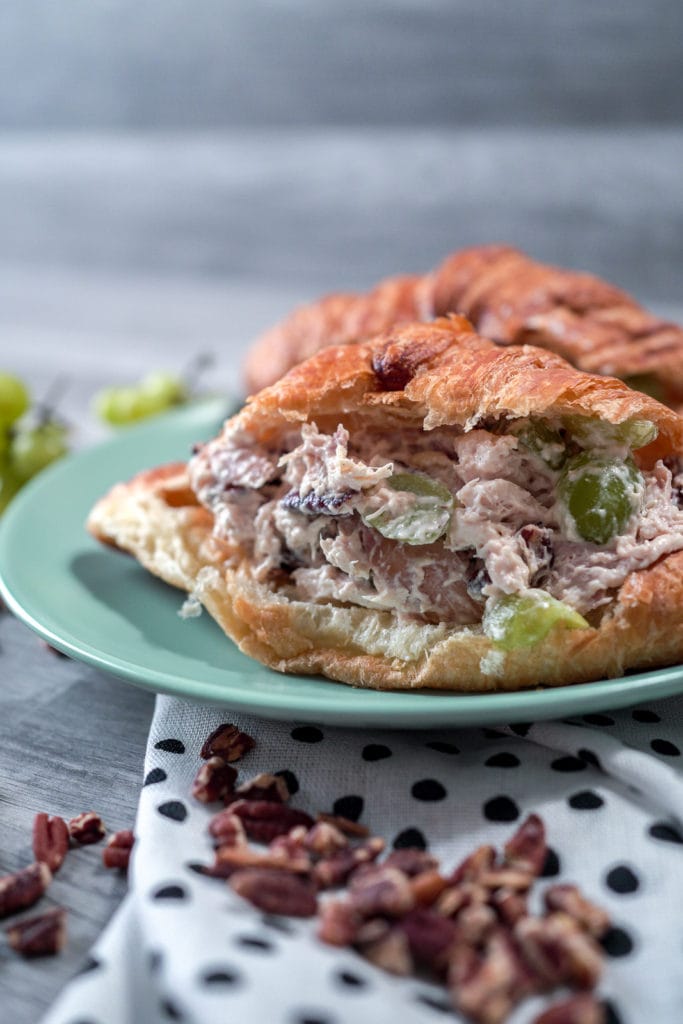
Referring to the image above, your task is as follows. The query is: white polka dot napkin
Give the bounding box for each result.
[42,693,683,1024]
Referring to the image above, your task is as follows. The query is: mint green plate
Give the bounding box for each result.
[1,399,682,727]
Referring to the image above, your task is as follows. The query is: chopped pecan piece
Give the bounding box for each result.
[515,913,603,990]
[208,811,247,849]
[410,869,449,907]
[233,772,289,804]
[349,865,415,918]
[384,848,439,877]
[200,723,255,762]
[479,868,534,892]
[6,907,66,957]
[450,928,536,1024]
[303,821,348,857]
[313,837,385,889]
[544,885,610,939]
[317,899,361,946]
[458,903,497,945]
[316,812,369,837]
[450,845,497,885]
[228,800,314,843]
[215,844,310,876]
[399,908,459,972]
[230,868,317,917]
[192,757,237,803]
[490,887,528,927]
[0,863,51,918]
[69,812,106,845]
[102,830,135,871]
[533,994,606,1024]
[436,881,488,918]
[32,814,69,873]
[358,925,413,976]
[269,825,308,860]
[504,814,547,876]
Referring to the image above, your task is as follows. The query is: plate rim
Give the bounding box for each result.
[1,400,682,726]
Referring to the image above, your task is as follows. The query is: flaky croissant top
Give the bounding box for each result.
[244,245,683,407]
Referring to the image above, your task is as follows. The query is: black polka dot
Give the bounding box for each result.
[483,796,520,822]
[601,926,635,958]
[650,738,681,756]
[411,779,447,801]
[200,966,242,987]
[425,741,460,754]
[155,738,186,754]
[261,914,295,934]
[540,847,561,877]
[582,713,614,726]
[568,790,604,810]
[235,935,274,952]
[577,748,602,770]
[157,800,188,822]
[484,751,521,768]
[152,884,188,901]
[508,722,531,736]
[292,1016,333,1024]
[605,865,640,894]
[648,821,683,844]
[75,955,101,975]
[333,795,364,821]
[144,768,167,786]
[393,828,428,850]
[603,999,624,1024]
[161,999,183,1020]
[550,755,587,772]
[632,708,661,723]
[148,950,163,973]
[290,726,323,743]
[185,862,212,876]
[415,993,454,1014]
[362,743,392,761]
[275,769,299,795]
[334,969,368,990]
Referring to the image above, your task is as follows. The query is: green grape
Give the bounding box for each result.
[95,371,186,426]
[0,373,30,427]
[363,471,453,545]
[10,420,69,482]
[510,419,566,470]
[558,453,643,545]
[565,415,658,452]
[0,461,21,515]
[623,374,665,403]
[483,589,589,650]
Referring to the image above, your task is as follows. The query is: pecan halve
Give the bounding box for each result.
[399,908,459,972]
[504,814,547,876]
[349,865,415,919]
[316,812,370,838]
[102,830,135,871]
[69,812,106,845]
[192,757,237,803]
[32,814,69,873]
[233,772,289,804]
[0,863,51,918]
[230,867,317,917]
[515,912,604,990]
[200,723,255,762]
[532,994,606,1024]
[228,800,314,843]
[313,837,385,889]
[6,907,67,957]
[544,885,610,940]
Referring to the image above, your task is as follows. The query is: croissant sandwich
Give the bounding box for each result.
[89,317,683,692]
[244,245,683,408]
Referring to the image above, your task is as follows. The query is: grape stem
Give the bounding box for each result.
[33,377,70,428]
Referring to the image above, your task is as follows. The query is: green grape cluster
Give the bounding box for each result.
[362,471,454,545]
[0,373,69,514]
[94,371,187,426]
[483,589,589,650]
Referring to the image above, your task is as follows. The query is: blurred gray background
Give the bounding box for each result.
[0,0,682,402]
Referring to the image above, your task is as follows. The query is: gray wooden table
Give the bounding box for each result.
[1,128,682,1022]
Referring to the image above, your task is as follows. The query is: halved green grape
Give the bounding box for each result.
[565,415,658,452]
[363,471,453,545]
[10,420,69,481]
[510,420,566,470]
[0,373,30,427]
[558,453,643,545]
[483,589,589,650]
[94,371,187,426]
[0,462,21,514]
